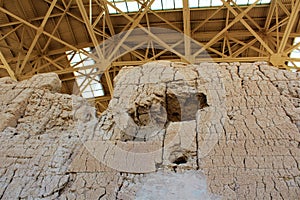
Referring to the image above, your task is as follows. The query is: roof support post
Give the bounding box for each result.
[0,51,16,80]
[183,0,192,61]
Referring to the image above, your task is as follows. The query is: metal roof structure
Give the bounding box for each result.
[0,0,299,113]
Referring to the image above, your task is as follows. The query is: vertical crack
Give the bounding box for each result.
[0,168,17,199]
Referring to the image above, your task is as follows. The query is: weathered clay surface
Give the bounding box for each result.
[0,61,299,199]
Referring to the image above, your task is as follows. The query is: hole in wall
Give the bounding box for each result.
[172,155,188,165]
[129,104,151,126]
[166,92,181,122]
[198,93,209,109]
[166,92,208,122]
[130,92,209,125]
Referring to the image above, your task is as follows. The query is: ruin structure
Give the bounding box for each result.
[0,61,299,199]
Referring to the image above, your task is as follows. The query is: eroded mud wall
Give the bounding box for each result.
[0,61,299,199]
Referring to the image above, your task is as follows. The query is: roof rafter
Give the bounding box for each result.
[193,0,260,57]
[222,0,274,55]
[18,0,58,76]
[278,0,300,53]
[0,51,16,80]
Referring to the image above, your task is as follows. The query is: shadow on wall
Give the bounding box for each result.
[130,92,209,126]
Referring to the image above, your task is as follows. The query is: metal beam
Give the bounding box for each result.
[183,0,191,58]
[231,38,257,57]
[285,41,300,54]
[267,17,289,34]
[229,36,267,56]
[42,56,64,70]
[99,0,115,35]
[43,0,109,37]
[222,0,274,55]
[76,0,104,60]
[192,5,224,34]
[0,51,16,80]
[100,0,148,62]
[0,7,99,61]
[278,0,300,53]
[222,7,230,57]
[105,0,186,62]
[0,13,64,28]
[150,10,182,33]
[193,0,260,57]
[42,0,73,52]
[107,0,155,61]
[277,0,291,16]
[18,0,57,75]
[77,0,154,97]
[28,53,67,75]
[231,0,262,31]
[264,0,276,30]
[0,24,22,41]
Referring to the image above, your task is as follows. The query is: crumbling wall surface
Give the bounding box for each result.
[0,73,121,199]
[95,61,300,199]
[0,62,299,200]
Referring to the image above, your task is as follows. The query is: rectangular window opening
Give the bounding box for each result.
[66,47,105,98]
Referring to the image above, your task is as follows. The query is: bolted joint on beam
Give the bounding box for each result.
[269,53,287,67]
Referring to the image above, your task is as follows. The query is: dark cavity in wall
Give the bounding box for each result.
[130,92,209,126]
[172,155,188,165]
[166,92,181,122]
[166,92,209,122]
[129,104,151,126]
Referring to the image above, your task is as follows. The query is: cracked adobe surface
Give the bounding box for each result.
[0,61,299,199]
